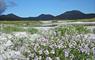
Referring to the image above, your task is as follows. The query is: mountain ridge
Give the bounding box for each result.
[0,10,95,21]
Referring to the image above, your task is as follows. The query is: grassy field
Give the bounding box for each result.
[0,25,95,60]
[51,18,95,22]
[0,20,95,60]
[64,18,95,22]
[0,18,95,33]
[0,18,95,25]
[0,21,42,27]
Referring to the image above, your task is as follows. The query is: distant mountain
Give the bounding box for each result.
[0,10,95,21]
[0,13,21,21]
[56,10,95,19]
[37,14,55,20]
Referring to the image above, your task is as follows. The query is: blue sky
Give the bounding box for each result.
[4,0,95,17]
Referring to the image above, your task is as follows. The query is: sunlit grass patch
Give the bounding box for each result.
[26,28,39,34]
[0,26,25,32]
[55,25,91,36]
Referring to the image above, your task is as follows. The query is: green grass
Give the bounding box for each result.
[0,26,25,32]
[53,18,95,22]
[0,21,42,33]
[0,26,39,33]
[0,21,42,27]
[55,25,90,36]
[66,18,95,22]
[26,28,39,34]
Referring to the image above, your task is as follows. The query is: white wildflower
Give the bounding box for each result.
[64,50,69,57]
[4,40,13,47]
[0,55,4,60]
[46,57,52,60]
[44,50,49,55]
[38,56,42,60]
[50,49,55,54]
[55,57,60,60]
[34,56,38,60]
[93,47,95,59]
[38,50,43,54]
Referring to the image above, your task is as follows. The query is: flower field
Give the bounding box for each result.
[0,25,95,60]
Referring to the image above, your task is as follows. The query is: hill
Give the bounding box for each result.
[0,13,21,21]
[56,10,95,19]
[0,10,95,21]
